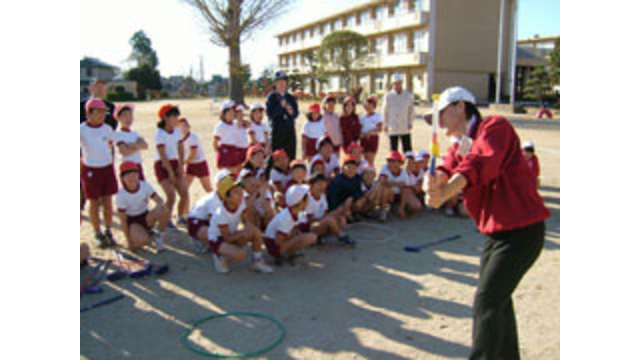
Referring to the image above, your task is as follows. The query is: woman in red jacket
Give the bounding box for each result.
[426,87,550,360]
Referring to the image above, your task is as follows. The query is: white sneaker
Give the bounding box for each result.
[154,232,167,252]
[212,254,229,274]
[190,238,208,254]
[252,259,274,274]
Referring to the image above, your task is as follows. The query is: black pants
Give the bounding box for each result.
[389,134,412,153]
[271,128,297,160]
[470,221,546,360]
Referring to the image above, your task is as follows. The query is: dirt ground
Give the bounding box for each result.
[80,98,560,359]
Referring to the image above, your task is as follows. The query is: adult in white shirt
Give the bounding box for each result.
[383,73,416,153]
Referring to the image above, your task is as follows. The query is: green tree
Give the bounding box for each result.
[523,66,552,106]
[302,49,327,98]
[318,30,369,94]
[550,39,560,87]
[125,31,162,99]
[183,0,294,105]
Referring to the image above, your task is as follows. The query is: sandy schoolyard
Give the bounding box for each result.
[80,98,560,359]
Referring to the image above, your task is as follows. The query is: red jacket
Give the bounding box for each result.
[438,116,550,234]
[340,114,361,150]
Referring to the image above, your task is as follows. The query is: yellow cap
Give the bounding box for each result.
[217,175,241,198]
[432,94,440,101]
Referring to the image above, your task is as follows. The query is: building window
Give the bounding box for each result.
[376,5,387,21]
[375,37,387,55]
[347,15,356,28]
[414,30,426,52]
[375,73,386,91]
[394,33,408,53]
[395,0,408,15]
[360,10,369,24]
[334,19,342,31]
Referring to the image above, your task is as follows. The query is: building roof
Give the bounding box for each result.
[276,0,390,38]
[517,46,551,67]
[518,35,560,46]
[80,57,119,70]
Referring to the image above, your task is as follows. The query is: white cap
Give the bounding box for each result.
[434,87,476,112]
[392,73,404,83]
[416,150,430,161]
[405,151,415,160]
[250,103,265,111]
[221,100,235,112]
[522,141,535,150]
[238,168,255,180]
[286,184,310,207]
[235,104,246,112]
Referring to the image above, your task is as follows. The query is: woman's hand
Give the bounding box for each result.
[426,174,446,209]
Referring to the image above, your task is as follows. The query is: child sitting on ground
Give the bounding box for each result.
[326,156,372,237]
[301,173,351,245]
[264,185,318,266]
[116,162,170,252]
[379,151,421,219]
[286,160,308,191]
[406,151,427,207]
[208,174,273,274]
[241,169,276,231]
[310,136,340,179]
[269,150,291,208]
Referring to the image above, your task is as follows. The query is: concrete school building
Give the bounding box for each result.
[276,0,520,104]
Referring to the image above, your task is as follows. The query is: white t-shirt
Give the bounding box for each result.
[360,112,383,134]
[269,168,291,189]
[310,153,340,178]
[116,181,157,217]
[154,128,184,161]
[305,193,328,221]
[189,193,221,221]
[182,132,206,164]
[113,129,143,164]
[246,189,273,217]
[408,169,426,188]
[356,160,369,175]
[208,199,247,240]
[236,123,251,149]
[249,121,269,144]
[214,121,240,147]
[265,208,300,239]
[380,164,409,194]
[80,123,114,167]
[302,119,326,140]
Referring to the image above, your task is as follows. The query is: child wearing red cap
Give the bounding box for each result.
[209,174,273,274]
[359,96,383,166]
[310,136,340,180]
[116,162,170,252]
[302,103,326,161]
[346,143,369,175]
[154,104,189,227]
[243,144,268,180]
[248,103,271,154]
[339,97,362,154]
[113,104,148,179]
[326,155,371,231]
[178,118,213,196]
[214,101,243,173]
[80,98,119,248]
[379,151,421,219]
[265,185,318,266]
[322,95,342,155]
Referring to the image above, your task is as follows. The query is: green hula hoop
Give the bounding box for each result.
[181,311,286,358]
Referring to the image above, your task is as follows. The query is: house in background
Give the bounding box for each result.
[515,35,559,101]
[80,57,138,100]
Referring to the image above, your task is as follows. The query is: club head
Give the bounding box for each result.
[83,286,104,295]
[154,264,170,276]
[403,246,421,253]
[129,264,153,279]
[107,271,127,282]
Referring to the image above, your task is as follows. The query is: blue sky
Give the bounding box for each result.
[80,0,559,79]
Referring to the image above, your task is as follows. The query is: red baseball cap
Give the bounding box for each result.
[272,150,288,160]
[158,104,178,119]
[342,155,359,166]
[386,150,404,162]
[365,96,378,107]
[248,144,266,158]
[343,96,357,105]
[85,98,108,113]
[308,103,321,113]
[120,162,140,175]
[347,143,362,153]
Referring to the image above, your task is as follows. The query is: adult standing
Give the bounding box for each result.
[425,87,551,360]
[382,73,415,153]
[266,71,299,160]
[81,79,117,129]
[81,79,117,212]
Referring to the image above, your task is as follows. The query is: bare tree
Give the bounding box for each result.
[182,0,294,104]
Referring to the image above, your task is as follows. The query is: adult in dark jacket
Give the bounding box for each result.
[266,71,299,160]
[425,87,550,360]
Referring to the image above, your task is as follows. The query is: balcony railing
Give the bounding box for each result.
[281,51,428,74]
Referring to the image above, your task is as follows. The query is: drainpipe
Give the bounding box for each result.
[496,0,506,104]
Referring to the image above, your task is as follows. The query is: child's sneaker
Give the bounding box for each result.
[95,232,109,249]
[338,234,356,246]
[167,222,177,230]
[104,229,117,247]
[177,217,188,227]
[190,238,208,254]
[252,258,274,274]
[153,232,167,253]
[212,254,229,274]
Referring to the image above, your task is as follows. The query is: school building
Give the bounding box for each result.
[276,0,521,104]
